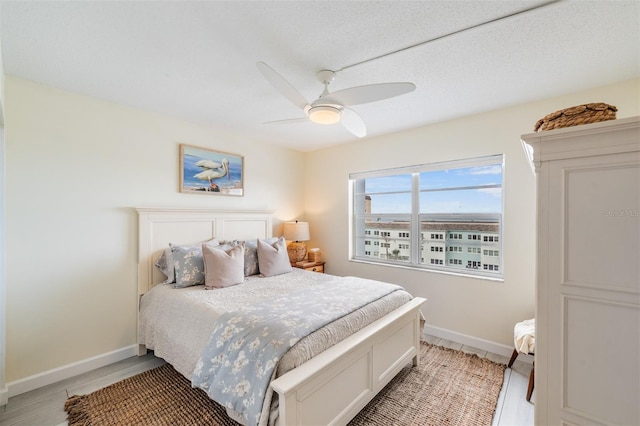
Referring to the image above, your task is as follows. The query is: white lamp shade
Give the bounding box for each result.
[283,221,310,242]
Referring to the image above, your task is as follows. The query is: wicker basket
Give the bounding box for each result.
[534,103,617,132]
[307,249,322,263]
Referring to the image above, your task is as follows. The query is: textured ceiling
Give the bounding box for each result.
[1,1,639,151]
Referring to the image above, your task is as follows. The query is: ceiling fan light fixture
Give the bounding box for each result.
[308,106,342,125]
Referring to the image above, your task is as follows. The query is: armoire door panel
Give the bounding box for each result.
[564,296,640,425]
[564,164,640,290]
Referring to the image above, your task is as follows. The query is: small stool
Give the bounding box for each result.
[508,318,535,402]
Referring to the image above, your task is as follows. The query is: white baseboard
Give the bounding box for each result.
[424,324,534,365]
[0,386,8,405]
[7,345,138,399]
[5,326,529,401]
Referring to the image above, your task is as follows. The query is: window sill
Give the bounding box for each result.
[349,257,504,283]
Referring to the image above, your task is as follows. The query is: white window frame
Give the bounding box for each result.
[349,155,504,279]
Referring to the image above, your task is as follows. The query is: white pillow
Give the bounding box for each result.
[257,236,292,277]
[203,243,245,289]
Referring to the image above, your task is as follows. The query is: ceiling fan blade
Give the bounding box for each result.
[263,117,309,125]
[341,108,366,138]
[322,82,416,107]
[257,62,310,110]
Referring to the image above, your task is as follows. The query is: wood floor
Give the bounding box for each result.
[0,335,534,426]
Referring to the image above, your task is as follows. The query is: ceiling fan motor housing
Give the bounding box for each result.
[316,69,336,85]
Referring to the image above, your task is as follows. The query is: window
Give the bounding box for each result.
[351,155,503,278]
[467,260,482,269]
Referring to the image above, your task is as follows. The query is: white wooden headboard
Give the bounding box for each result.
[136,208,273,295]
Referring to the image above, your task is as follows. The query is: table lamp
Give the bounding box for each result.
[283,221,310,263]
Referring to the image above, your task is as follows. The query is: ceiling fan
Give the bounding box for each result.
[257,62,416,138]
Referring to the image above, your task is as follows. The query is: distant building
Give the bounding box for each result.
[362,196,501,272]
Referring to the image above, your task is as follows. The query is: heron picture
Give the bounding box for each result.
[179,144,244,196]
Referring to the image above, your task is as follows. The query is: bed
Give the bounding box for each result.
[136,208,426,426]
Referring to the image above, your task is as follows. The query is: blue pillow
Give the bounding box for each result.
[243,238,278,276]
[154,248,175,284]
[170,240,226,288]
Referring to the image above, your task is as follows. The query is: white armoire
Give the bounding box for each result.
[522,116,639,426]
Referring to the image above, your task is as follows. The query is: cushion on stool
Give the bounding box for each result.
[514,318,535,354]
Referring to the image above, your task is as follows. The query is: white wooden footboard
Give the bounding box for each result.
[271,297,426,426]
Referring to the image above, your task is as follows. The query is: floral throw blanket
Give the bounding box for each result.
[191,277,404,426]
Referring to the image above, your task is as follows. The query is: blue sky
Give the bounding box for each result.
[364,165,503,214]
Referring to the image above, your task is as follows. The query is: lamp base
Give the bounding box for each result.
[287,242,307,263]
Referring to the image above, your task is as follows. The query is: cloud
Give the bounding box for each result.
[469,165,502,175]
[476,188,502,197]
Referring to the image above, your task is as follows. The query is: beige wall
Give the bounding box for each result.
[0,15,7,402]
[5,75,638,383]
[304,78,640,347]
[4,77,306,382]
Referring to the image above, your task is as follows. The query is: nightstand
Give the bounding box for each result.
[293,261,325,273]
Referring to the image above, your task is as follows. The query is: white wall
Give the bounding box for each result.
[4,76,306,383]
[5,74,638,388]
[0,3,7,403]
[304,78,640,348]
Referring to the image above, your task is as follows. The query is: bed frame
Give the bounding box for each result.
[136,207,426,426]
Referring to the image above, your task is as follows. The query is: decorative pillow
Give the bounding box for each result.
[203,243,245,289]
[244,237,278,276]
[170,239,219,288]
[257,236,292,277]
[154,248,175,284]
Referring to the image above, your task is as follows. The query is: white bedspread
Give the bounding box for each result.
[138,268,413,425]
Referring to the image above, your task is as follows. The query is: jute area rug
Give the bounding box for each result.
[65,342,505,426]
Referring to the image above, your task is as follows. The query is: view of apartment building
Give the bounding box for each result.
[362,219,501,273]
[358,194,502,273]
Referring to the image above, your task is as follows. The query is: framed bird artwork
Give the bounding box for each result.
[179,144,244,196]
